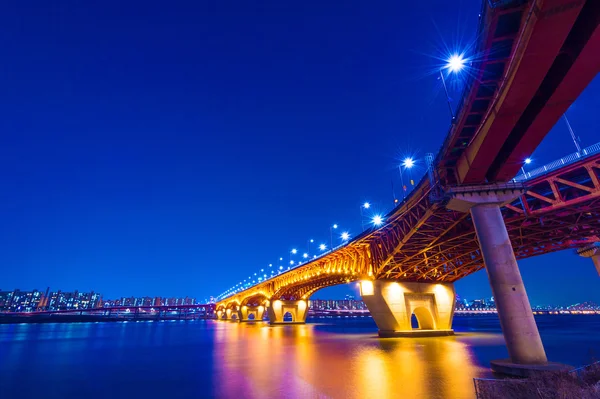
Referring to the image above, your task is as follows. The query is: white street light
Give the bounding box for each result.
[446,54,466,73]
[372,215,384,226]
[319,244,326,251]
[440,53,467,121]
[521,158,532,178]
[330,224,338,250]
[341,232,350,241]
[402,157,415,169]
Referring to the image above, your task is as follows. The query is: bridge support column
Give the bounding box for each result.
[237,305,265,322]
[577,243,600,276]
[360,280,455,337]
[267,300,307,325]
[447,184,568,376]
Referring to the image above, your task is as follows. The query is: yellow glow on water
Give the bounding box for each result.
[213,321,488,399]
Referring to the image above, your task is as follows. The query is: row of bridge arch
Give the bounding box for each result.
[215,281,456,333]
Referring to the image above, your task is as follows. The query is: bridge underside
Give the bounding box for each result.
[374,156,600,282]
[439,0,600,185]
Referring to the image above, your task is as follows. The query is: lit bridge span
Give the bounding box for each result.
[216,0,600,375]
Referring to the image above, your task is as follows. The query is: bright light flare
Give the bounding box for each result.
[341,232,350,241]
[303,253,308,258]
[319,244,326,251]
[525,158,532,164]
[402,157,415,169]
[372,215,384,226]
[446,54,466,73]
[291,248,297,254]
[363,202,371,209]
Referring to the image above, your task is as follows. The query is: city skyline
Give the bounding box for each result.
[2,0,600,306]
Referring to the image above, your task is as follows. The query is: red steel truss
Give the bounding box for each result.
[219,154,600,305]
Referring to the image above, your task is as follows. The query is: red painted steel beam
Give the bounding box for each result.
[494,1,600,181]
[456,0,586,184]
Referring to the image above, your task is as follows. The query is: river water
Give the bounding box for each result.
[1,315,599,399]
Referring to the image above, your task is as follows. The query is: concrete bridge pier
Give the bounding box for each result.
[360,280,455,337]
[267,300,308,325]
[237,305,265,322]
[447,184,568,376]
[224,307,240,321]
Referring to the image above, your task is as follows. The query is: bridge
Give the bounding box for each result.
[216,0,600,376]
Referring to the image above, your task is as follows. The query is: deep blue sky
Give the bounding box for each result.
[1,1,598,305]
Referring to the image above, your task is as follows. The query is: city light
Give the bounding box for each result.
[446,53,466,73]
[319,244,326,251]
[525,158,532,164]
[333,224,338,229]
[372,215,384,226]
[291,249,297,254]
[363,202,370,209]
[341,232,350,241]
[402,157,415,169]
[303,253,308,259]
[290,260,294,265]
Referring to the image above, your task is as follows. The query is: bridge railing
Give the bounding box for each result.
[514,141,600,182]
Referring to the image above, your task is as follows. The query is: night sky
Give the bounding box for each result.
[2,1,599,305]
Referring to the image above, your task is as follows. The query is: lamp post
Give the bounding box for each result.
[521,158,532,178]
[398,157,415,200]
[440,54,466,122]
[290,248,297,266]
[341,232,350,245]
[330,224,338,251]
[360,202,370,230]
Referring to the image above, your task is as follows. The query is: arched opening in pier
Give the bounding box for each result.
[248,313,255,320]
[411,307,435,330]
[411,314,419,329]
[283,311,294,322]
[231,313,238,320]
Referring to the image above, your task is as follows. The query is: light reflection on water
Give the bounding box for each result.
[1,315,599,399]
[212,321,491,399]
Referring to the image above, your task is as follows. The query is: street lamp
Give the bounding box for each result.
[341,232,350,242]
[440,53,466,121]
[319,243,327,251]
[330,224,338,251]
[521,158,532,178]
[398,157,416,200]
[360,202,371,230]
[372,215,384,227]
